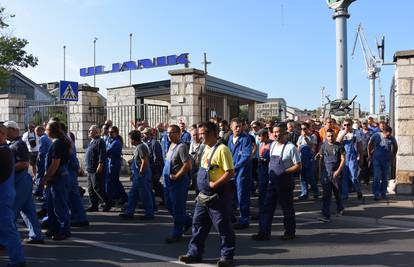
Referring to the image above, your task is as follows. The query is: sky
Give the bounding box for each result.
[2,0,413,112]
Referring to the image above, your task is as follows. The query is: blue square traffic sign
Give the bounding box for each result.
[60,80,79,101]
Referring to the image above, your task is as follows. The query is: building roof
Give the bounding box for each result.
[394,50,414,61]
[10,69,52,98]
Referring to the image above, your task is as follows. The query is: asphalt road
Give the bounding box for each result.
[2,177,414,267]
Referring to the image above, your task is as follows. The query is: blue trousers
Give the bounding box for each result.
[0,204,25,265]
[14,172,43,240]
[321,175,343,219]
[106,164,128,202]
[164,176,192,237]
[187,188,235,260]
[47,174,71,236]
[258,163,269,212]
[34,157,46,195]
[68,169,88,223]
[259,175,295,237]
[300,160,320,198]
[372,158,390,198]
[126,169,154,217]
[341,159,361,199]
[234,168,251,225]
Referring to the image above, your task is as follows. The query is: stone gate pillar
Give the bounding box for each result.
[393,50,414,194]
[168,68,205,126]
[0,94,26,133]
[69,85,101,149]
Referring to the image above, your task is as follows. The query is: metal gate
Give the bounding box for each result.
[24,103,68,127]
[107,103,168,148]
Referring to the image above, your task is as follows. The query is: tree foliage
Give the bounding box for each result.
[0,6,38,85]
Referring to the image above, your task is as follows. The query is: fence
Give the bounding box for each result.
[107,103,169,148]
[24,103,68,127]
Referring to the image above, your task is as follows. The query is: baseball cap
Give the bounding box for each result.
[3,121,19,129]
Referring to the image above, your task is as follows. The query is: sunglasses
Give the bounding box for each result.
[343,124,350,126]
[301,127,307,130]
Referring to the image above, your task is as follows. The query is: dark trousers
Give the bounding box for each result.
[87,172,111,207]
[360,154,371,185]
[187,189,235,260]
[152,165,165,202]
[259,176,295,237]
[321,178,343,218]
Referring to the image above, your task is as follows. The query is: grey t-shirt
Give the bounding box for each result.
[166,143,190,174]
[134,143,150,170]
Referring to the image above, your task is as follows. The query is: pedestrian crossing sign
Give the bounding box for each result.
[60,80,79,101]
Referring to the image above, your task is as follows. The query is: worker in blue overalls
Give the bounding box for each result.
[257,129,272,215]
[105,126,128,205]
[5,121,44,244]
[336,119,364,200]
[179,121,235,267]
[33,126,51,196]
[179,121,192,147]
[228,118,252,229]
[119,129,154,220]
[297,122,320,200]
[0,123,26,267]
[316,128,345,222]
[43,121,72,240]
[252,123,301,241]
[162,124,192,243]
[368,125,398,200]
[64,124,89,228]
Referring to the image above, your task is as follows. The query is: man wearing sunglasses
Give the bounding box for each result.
[359,120,374,185]
[337,119,364,200]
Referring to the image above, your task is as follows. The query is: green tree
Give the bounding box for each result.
[0,7,38,85]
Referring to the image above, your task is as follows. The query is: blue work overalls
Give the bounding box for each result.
[160,131,170,159]
[0,144,25,266]
[299,140,319,198]
[68,144,88,224]
[180,130,192,147]
[10,138,43,241]
[228,133,252,226]
[187,144,235,260]
[126,146,154,218]
[162,143,192,237]
[105,137,128,202]
[341,130,361,199]
[372,134,394,199]
[259,143,296,237]
[45,141,71,236]
[321,143,343,219]
[258,141,271,212]
[34,133,51,195]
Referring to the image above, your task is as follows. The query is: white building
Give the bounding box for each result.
[256,98,287,121]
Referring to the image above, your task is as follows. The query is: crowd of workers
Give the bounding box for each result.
[0,115,398,267]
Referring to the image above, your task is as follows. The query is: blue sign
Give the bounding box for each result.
[60,80,79,101]
[80,53,190,77]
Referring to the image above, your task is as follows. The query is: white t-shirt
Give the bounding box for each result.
[297,134,317,147]
[269,141,301,169]
[337,129,362,151]
[22,131,39,152]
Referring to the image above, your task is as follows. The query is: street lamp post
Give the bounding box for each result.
[93,37,98,88]
[129,33,132,85]
[327,0,356,100]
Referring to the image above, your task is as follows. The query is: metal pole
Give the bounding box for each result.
[63,45,66,80]
[333,8,350,100]
[93,37,97,88]
[129,33,132,85]
[369,75,376,114]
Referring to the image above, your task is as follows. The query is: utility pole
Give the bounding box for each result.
[63,45,70,131]
[201,52,211,74]
[93,37,98,89]
[327,0,356,100]
[129,33,132,85]
[63,45,66,80]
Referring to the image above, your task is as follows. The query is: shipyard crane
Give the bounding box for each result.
[351,23,383,115]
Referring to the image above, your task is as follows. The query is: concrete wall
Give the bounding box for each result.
[0,94,26,132]
[394,50,414,194]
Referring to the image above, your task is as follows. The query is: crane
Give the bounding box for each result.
[351,23,383,115]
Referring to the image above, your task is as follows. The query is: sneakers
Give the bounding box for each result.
[102,202,113,212]
[23,238,45,244]
[280,233,295,241]
[251,233,270,241]
[165,235,183,244]
[317,216,330,223]
[232,223,249,230]
[178,254,202,264]
[217,258,234,267]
